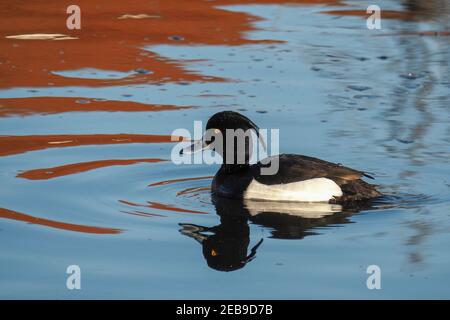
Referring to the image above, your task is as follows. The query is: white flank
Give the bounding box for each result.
[244,177,343,202]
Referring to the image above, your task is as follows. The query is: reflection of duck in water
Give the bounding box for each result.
[179,111,381,271]
[180,212,263,272]
[179,196,371,272]
[181,111,382,204]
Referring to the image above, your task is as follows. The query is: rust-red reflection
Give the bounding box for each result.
[0,97,192,117]
[0,0,342,89]
[119,199,208,215]
[17,158,165,180]
[148,176,213,187]
[0,207,121,234]
[176,186,211,197]
[0,134,182,157]
[120,210,167,218]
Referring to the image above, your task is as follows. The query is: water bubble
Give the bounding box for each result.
[134,68,152,75]
[75,99,90,104]
[400,72,420,80]
[396,138,414,144]
[348,85,371,92]
[169,35,185,41]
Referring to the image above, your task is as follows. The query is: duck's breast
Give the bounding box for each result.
[243,177,343,202]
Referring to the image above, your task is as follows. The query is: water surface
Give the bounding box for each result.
[0,0,449,299]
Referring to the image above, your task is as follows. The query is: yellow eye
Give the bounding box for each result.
[211,249,217,256]
[214,129,220,134]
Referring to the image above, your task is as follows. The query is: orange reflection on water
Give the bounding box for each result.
[0,134,182,157]
[0,0,342,89]
[119,200,208,215]
[17,158,165,180]
[148,176,213,187]
[120,210,167,218]
[176,186,211,197]
[0,97,192,117]
[0,207,121,234]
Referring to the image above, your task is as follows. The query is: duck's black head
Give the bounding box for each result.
[205,111,260,136]
[182,111,265,170]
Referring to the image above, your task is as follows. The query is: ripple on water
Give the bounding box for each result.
[118,175,213,219]
[51,68,153,80]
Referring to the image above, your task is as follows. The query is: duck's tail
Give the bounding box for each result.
[332,179,382,204]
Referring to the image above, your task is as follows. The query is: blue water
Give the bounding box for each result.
[1,0,450,299]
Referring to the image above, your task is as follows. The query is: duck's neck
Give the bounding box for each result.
[220,163,250,174]
[219,147,251,173]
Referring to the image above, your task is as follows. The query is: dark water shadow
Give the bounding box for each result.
[179,195,378,272]
[178,189,441,272]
